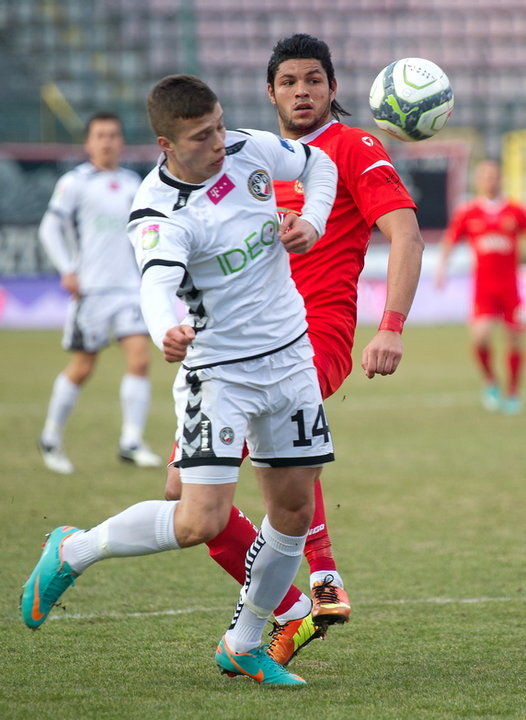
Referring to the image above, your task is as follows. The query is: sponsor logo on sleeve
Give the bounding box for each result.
[141,224,160,249]
[279,136,295,152]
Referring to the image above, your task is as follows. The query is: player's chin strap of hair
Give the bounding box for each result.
[378,310,406,334]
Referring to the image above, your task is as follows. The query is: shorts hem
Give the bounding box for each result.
[249,452,334,468]
[177,456,241,468]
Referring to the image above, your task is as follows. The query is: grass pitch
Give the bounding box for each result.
[1,325,525,720]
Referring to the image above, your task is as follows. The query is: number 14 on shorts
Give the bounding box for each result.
[291,404,330,447]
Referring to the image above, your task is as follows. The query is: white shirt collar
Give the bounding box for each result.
[295,119,338,144]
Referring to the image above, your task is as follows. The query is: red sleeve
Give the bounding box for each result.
[337,130,417,227]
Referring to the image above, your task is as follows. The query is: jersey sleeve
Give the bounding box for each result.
[338,131,417,227]
[39,170,80,274]
[47,170,81,219]
[128,213,194,349]
[245,129,310,182]
[129,214,193,276]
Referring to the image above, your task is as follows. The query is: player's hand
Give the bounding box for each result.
[279,214,318,254]
[361,330,404,379]
[61,273,80,299]
[162,325,195,363]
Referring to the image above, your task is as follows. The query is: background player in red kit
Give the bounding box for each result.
[435,159,526,415]
[165,34,425,665]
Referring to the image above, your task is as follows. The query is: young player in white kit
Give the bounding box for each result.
[21,76,338,686]
[38,112,161,473]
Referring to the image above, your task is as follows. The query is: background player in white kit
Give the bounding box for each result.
[38,112,161,473]
[22,75,337,686]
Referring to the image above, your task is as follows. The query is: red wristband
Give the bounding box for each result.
[378,310,406,334]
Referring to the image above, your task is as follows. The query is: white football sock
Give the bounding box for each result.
[119,373,151,449]
[225,516,307,653]
[62,500,179,574]
[310,570,344,589]
[274,593,312,625]
[41,372,81,446]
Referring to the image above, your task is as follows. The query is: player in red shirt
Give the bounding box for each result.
[436,159,525,414]
[165,34,424,665]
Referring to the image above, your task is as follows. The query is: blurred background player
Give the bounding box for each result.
[164,33,424,665]
[38,111,162,473]
[435,158,526,414]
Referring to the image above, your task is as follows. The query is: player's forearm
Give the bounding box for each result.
[298,147,337,237]
[376,209,424,317]
[384,230,424,318]
[140,263,185,350]
[38,210,76,275]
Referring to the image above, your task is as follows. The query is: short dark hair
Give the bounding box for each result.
[148,74,219,139]
[267,33,350,120]
[85,111,122,137]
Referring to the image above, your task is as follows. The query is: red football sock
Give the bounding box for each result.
[475,345,496,383]
[206,505,303,614]
[303,478,337,574]
[508,349,523,396]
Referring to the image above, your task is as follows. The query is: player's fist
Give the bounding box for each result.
[361,331,403,379]
[279,214,318,254]
[162,324,195,363]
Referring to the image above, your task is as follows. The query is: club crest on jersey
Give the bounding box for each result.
[219,427,235,445]
[141,224,160,249]
[248,170,272,201]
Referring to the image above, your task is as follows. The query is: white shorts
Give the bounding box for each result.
[62,292,148,353]
[173,336,334,483]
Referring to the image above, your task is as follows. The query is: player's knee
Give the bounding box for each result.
[129,358,149,376]
[175,511,229,547]
[268,503,314,537]
[66,357,96,385]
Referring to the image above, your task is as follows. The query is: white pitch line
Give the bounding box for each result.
[5,595,522,625]
[34,595,521,623]
[364,596,522,606]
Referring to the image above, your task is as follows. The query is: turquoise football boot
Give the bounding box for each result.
[21,525,81,629]
[215,635,307,686]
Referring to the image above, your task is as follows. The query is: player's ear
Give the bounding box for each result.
[329,78,337,102]
[157,136,172,152]
[267,83,277,106]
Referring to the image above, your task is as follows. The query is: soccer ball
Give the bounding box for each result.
[369,57,454,142]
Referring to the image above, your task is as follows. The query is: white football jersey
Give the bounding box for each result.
[46,163,142,293]
[130,130,321,368]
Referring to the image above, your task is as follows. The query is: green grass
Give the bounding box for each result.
[1,326,525,720]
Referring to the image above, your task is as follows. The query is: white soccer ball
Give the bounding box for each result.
[369,57,454,142]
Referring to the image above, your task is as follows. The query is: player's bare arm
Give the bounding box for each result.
[162,325,195,363]
[434,238,454,289]
[279,213,319,254]
[361,207,424,379]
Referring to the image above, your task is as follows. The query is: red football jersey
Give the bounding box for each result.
[274,122,417,396]
[444,197,526,292]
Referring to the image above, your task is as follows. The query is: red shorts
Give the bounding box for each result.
[473,286,522,329]
[308,324,353,400]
